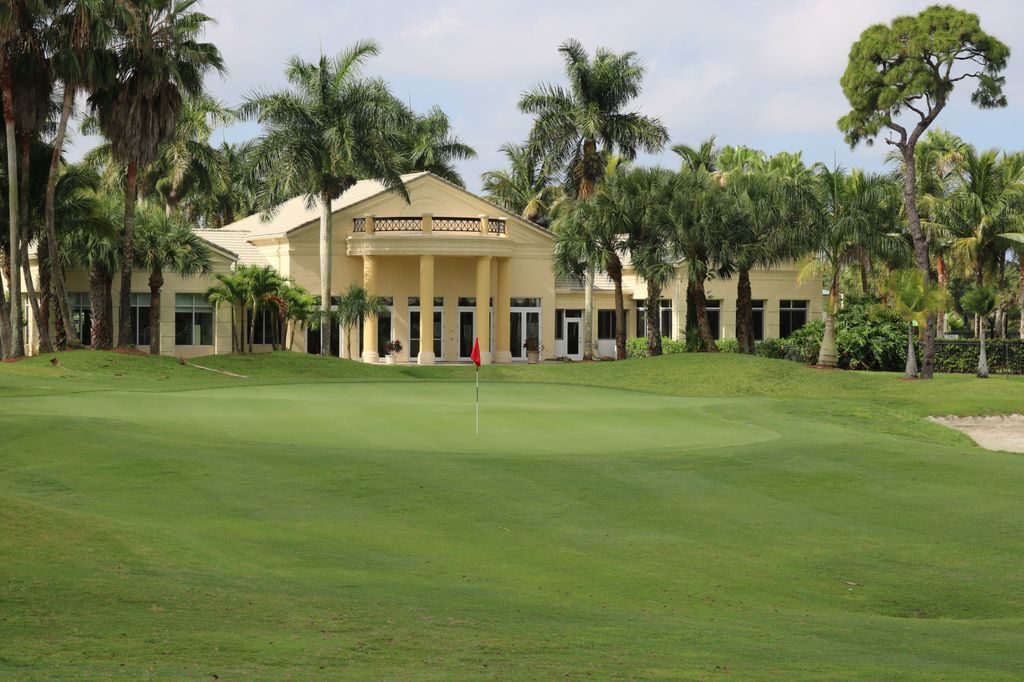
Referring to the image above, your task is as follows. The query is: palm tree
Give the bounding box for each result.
[883,269,945,378]
[44,0,115,350]
[805,166,907,367]
[242,41,408,357]
[707,148,815,354]
[721,170,807,354]
[520,38,668,359]
[481,142,563,225]
[205,269,247,353]
[624,169,677,356]
[401,105,476,186]
[134,208,212,355]
[336,283,386,360]
[673,136,719,174]
[962,285,997,378]
[0,0,50,357]
[669,167,721,352]
[185,141,256,227]
[59,187,119,350]
[939,148,1024,288]
[239,265,285,353]
[279,280,316,351]
[88,0,223,348]
[148,94,233,214]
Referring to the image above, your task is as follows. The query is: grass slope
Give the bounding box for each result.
[2,351,1024,680]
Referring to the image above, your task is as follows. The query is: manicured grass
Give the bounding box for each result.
[2,351,1024,679]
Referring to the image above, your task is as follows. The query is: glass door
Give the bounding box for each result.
[509,309,541,361]
[458,309,475,359]
[410,308,443,358]
[566,320,580,357]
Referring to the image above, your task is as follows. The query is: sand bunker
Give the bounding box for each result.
[928,414,1024,453]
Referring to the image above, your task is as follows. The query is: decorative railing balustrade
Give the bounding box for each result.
[434,217,480,232]
[351,216,507,235]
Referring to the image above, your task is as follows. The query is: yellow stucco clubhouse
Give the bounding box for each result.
[26,172,823,362]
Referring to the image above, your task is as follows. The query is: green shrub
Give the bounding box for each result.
[782,320,824,364]
[716,339,740,353]
[626,337,646,359]
[946,311,965,331]
[755,338,787,359]
[771,304,916,371]
[626,337,688,358]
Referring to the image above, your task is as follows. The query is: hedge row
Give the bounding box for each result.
[623,302,1024,373]
[934,340,1024,374]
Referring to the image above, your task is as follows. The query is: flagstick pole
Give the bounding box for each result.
[475,365,480,436]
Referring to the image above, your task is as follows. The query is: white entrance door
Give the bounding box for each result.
[565,319,581,360]
[509,306,541,361]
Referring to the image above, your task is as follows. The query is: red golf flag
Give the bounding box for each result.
[470,337,481,367]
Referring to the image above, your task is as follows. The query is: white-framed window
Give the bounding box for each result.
[129,293,151,346]
[705,299,721,340]
[636,299,672,338]
[409,296,443,358]
[751,300,765,342]
[251,308,281,345]
[175,293,214,346]
[780,299,808,338]
[597,309,616,340]
[68,292,91,345]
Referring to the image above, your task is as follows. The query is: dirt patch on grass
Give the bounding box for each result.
[928,414,1024,453]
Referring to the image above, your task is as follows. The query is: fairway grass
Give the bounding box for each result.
[2,352,1024,680]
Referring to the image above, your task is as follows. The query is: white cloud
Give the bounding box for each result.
[66,0,1024,191]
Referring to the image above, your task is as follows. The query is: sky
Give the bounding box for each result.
[65,0,1024,194]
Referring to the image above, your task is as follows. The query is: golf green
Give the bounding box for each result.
[2,354,1023,680]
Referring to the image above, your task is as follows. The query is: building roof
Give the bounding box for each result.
[193,229,270,267]
[555,272,617,292]
[226,172,430,238]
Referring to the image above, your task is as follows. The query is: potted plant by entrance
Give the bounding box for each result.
[384,339,403,365]
[524,336,540,364]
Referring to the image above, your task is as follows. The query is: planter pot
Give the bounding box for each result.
[385,355,396,365]
[526,350,539,364]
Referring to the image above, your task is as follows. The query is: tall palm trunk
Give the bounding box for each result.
[89,264,112,350]
[248,302,256,353]
[319,190,332,356]
[735,269,754,354]
[607,253,626,360]
[977,321,989,379]
[117,159,139,347]
[692,276,717,352]
[45,87,75,350]
[818,271,840,367]
[858,251,871,296]
[936,252,948,335]
[19,137,51,354]
[21,238,51,353]
[583,267,594,361]
[3,65,23,357]
[148,268,163,355]
[646,281,663,356]
[904,321,918,378]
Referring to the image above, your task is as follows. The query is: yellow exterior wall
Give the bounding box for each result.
[26,254,234,358]
[19,175,824,362]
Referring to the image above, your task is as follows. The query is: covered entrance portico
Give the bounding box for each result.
[349,215,519,365]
